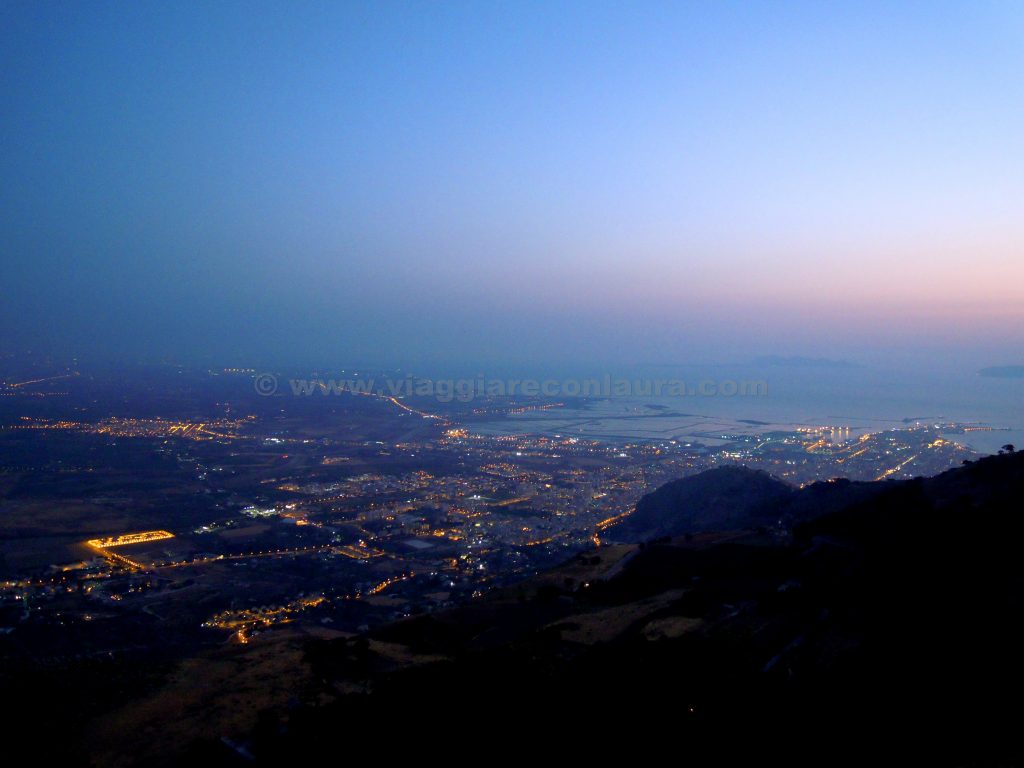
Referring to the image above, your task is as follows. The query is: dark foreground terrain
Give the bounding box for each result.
[7,450,1024,764]
[262,450,1024,764]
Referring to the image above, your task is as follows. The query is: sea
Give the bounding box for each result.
[467,362,1024,455]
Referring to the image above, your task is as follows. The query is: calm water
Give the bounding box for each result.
[475,363,1024,454]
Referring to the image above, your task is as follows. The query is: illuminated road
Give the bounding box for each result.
[203,571,415,641]
[85,530,176,571]
[6,372,79,388]
[384,395,440,419]
[154,544,339,570]
[876,454,920,481]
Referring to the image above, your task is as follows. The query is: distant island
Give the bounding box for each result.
[979,366,1024,379]
[754,355,857,369]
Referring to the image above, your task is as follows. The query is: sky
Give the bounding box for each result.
[2,1,1023,369]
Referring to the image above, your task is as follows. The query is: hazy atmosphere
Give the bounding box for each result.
[3,1,1023,367]
[5,4,1024,763]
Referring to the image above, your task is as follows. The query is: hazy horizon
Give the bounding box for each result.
[3,2,1023,367]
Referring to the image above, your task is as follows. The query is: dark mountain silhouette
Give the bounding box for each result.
[610,465,793,540]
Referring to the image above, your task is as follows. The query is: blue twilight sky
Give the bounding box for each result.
[2,1,1023,368]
